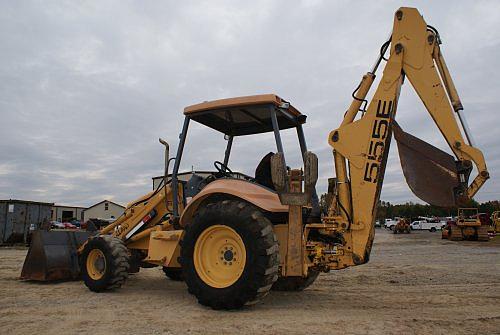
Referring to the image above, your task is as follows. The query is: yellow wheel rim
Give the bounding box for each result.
[194,225,246,288]
[86,249,106,280]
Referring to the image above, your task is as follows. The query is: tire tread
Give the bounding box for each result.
[181,200,279,309]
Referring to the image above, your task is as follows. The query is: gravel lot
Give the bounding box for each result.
[1,229,499,335]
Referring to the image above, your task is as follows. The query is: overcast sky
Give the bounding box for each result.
[1,0,499,207]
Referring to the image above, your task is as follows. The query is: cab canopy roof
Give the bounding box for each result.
[183,94,306,136]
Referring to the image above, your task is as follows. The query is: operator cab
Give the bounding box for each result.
[174,94,308,196]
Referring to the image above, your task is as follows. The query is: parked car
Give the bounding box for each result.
[62,222,77,229]
[70,220,81,228]
[410,219,442,232]
[84,218,114,230]
[50,221,65,229]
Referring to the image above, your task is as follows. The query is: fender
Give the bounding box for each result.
[179,179,288,226]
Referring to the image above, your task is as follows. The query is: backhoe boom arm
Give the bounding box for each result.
[326,7,489,268]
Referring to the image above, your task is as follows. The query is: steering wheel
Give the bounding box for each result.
[214,161,233,177]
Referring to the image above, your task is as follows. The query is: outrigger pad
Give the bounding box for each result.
[21,230,92,281]
[393,121,460,207]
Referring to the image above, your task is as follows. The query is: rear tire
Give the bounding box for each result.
[81,235,130,292]
[162,267,184,281]
[272,270,319,291]
[181,200,279,310]
[430,227,437,232]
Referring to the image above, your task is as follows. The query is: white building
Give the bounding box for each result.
[83,200,125,222]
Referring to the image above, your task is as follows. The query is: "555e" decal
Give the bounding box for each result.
[363,100,393,183]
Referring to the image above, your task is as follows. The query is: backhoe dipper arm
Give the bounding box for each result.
[404,31,489,199]
[327,7,489,267]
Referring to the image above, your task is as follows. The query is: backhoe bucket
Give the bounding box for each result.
[393,121,460,207]
[20,230,92,281]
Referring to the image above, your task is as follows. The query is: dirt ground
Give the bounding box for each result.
[1,229,499,335]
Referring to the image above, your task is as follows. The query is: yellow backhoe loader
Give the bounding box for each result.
[21,7,489,309]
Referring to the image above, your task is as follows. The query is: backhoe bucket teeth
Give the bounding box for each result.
[393,121,460,207]
[20,230,92,281]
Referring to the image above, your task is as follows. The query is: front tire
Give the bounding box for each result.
[81,235,130,292]
[181,200,279,310]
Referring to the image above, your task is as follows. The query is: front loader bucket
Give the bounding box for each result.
[393,121,460,207]
[20,230,92,281]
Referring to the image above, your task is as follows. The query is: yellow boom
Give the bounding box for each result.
[325,7,489,267]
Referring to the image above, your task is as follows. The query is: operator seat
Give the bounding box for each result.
[254,151,321,221]
[254,152,275,190]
